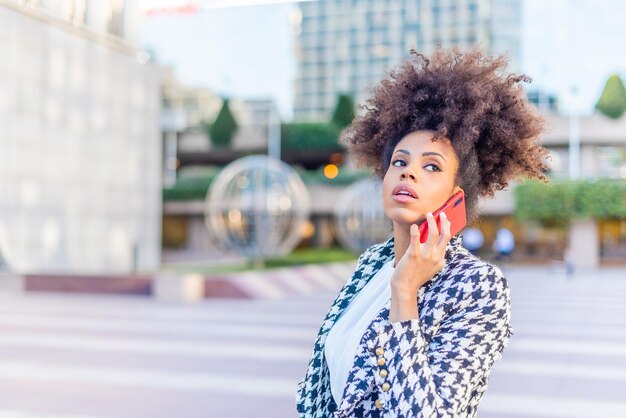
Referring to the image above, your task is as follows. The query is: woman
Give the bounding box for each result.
[295,47,550,418]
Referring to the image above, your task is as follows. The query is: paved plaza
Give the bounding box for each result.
[0,265,625,417]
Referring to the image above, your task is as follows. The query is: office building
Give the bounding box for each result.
[0,1,161,274]
[293,0,521,120]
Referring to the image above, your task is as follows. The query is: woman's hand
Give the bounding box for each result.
[390,211,452,300]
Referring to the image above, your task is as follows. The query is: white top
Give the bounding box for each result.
[324,257,396,405]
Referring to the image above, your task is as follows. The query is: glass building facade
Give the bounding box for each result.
[293,0,521,120]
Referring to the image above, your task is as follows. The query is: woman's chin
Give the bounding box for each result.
[385,208,423,226]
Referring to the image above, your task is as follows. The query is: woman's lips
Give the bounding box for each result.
[392,194,417,203]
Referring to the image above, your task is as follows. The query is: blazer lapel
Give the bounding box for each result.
[318,236,395,342]
[297,236,395,416]
[335,301,391,416]
[315,238,395,412]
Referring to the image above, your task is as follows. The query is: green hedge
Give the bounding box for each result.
[295,166,372,186]
[162,175,216,202]
[281,122,343,152]
[163,166,373,202]
[162,246,358,274]
[514,178,626,225]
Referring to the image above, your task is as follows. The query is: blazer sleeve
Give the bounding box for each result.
[368,264,513,417]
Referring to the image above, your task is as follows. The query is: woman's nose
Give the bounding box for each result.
[400,171,416,181]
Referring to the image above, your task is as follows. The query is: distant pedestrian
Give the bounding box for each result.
[564,246,575,278]
[493,227,515,264]
[462,227,484,255]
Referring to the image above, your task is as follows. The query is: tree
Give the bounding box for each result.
[207,98,238,148]
[331,94,356,128]
[595,74,626,119]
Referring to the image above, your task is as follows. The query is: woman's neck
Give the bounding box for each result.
[392,222,411,268]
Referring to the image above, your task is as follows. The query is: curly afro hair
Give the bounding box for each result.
[340,47,551,225]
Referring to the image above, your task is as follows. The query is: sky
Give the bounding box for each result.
[522,0,626,114]
[138,0,626,120]
[138,3,297,118]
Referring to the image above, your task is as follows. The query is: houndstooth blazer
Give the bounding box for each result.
[295,233,514,418]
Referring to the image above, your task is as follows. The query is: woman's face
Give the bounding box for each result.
[382,130,461,227]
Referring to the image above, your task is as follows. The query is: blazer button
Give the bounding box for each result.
[377,357,386,366]
[382,382,391,392]
[379,369,388,378]
[375,398,383,410]
[375,347,384,356]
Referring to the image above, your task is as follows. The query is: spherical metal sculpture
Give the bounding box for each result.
[334,178,392,254]
[205,155,310,260]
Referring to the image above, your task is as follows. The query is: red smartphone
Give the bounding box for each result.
[418,189,467,243]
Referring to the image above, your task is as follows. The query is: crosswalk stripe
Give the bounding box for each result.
[0,314,316,340]
[0,361,297,397]
[272,269,316,294]
[509,338,626,356]
[1,360,626,418]
[327,263,352,281]
[0,333,312,361]
[494,359,626,381]
[297,264,346,290]
[4,299,626,326]
[509,322,626,340]
[2,313,626,343]
[511,316,626,327]
[231,272,286,299]
[0,411,118,418]
[2,330,626,362]
[480,393,626,418]
[1,307,323,325]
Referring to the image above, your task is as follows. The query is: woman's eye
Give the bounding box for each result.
[392,159,441,172]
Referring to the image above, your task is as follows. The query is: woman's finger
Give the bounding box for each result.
[409,223,421,255]
[424,211,439,250]
[436,212,451,250]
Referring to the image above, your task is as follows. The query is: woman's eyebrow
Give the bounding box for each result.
[393,149,447,162]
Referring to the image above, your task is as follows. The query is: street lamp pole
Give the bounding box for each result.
[267,104,281,160]
[568,86,581,180]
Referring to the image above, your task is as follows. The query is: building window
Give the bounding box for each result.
[597,146,626,179]
[107,0,126,38]
[67,0,87,25]
[546,148,569,179]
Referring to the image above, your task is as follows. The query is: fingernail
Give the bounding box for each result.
[441,213,447,219]
[427,212,432,217]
